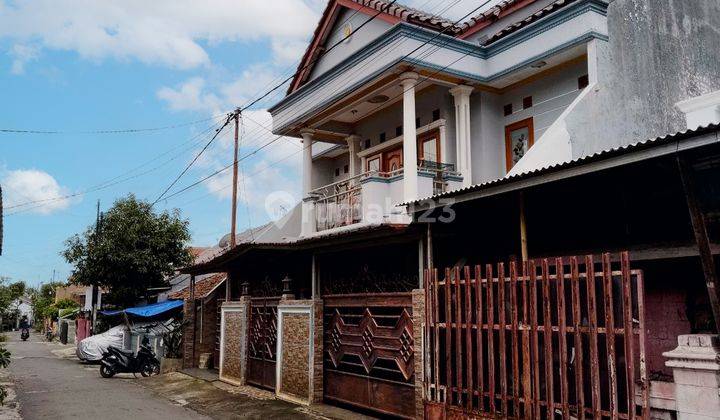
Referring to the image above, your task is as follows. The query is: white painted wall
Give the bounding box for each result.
[272,9,607,132]
[307,7,393,82]
[469,60,588,183]
[353,85,450,156]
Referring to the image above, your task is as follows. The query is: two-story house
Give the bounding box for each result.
[269,0,606,237]
[184,0,616,418]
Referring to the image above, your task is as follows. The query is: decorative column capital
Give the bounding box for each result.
[449,84,474,99]
[345,134,362,145]
[299,128,315,142]
[399,71,419,88]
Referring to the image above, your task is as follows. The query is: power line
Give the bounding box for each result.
[151,113,235,206]
[0,114,226,135]
[154,0,478,205]
[4,119,225,215]
[237,0,399,113]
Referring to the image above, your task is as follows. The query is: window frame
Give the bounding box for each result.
[504,117,535,172]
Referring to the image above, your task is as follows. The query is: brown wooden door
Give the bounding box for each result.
[382,147,403,172]
[247,297,280,390]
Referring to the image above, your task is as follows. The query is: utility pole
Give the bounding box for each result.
[227,110,240,302]
[230,111,240,249]
[91,200,100,334]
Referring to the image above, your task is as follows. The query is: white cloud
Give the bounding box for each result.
[157,77,224,114]
[9,43,39,74]
[0,0,320,70]
[2,169,76,214]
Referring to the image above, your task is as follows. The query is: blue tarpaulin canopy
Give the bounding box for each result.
[100,299,184,318]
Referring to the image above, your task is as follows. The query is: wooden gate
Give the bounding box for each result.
[323,293,416,419]
[247,297,280,390]
[424,252,649,419]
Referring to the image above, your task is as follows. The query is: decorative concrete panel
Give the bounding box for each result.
[276,304,313,405]
[220,301,249,386]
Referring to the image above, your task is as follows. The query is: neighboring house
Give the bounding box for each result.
[55,284,104,311]
[156,247,212,303]
[14,295,33,328]
[170,273,226,369]
[182,1,720,419]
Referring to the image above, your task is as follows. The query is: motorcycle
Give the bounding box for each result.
[20,328,29,341]
[99,338,160,378]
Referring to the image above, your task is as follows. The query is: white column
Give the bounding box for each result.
[300,129,314,196]
[450,85,474,187]
[400,72,419,203]
[346,135,362,176]
[300,129,316,237]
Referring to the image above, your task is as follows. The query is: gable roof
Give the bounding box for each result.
[287,0,542,94]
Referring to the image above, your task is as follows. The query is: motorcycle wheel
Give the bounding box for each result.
[100,364,115,378]
[140,362,156,377]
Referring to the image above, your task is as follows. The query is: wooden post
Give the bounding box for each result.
[677,156,720,331]
[519,191,529,262]
[226,271,232,302]
[426,223,434,270]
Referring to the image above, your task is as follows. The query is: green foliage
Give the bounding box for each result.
[63,194,192,307]
[54,298,80,310]
[30,282,64,322]
[162,319,186,359]
[0,279,26,318]
[0,346,9,405]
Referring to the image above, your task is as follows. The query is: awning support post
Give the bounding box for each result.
[677,155,720,332]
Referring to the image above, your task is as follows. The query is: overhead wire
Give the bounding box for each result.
[157,0,487,204]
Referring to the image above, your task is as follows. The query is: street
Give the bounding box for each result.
[5,332,209,420]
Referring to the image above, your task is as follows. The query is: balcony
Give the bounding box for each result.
[311,161,461,232]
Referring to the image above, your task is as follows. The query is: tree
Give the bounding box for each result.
[0,279,26,315]
[0,279,26,328]
[63,194,192,307]
[30,282,63,325]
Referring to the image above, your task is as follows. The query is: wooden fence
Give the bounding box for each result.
[424,252,648,419]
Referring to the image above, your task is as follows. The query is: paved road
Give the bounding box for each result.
[5,332,209,420]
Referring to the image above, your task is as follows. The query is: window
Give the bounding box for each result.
[396,126,403,136]
[432,109,440,121]
[415,117,420,128]
[578,74,589,90]
[505,118,534,171]
[366,155,381,172]
[419,132,439,163]
[343,164,349,174]
[503,103,513,116]
[379,132,386,143]
[523,96,533,109]
[364,139,371,149]
[335,168,340,177]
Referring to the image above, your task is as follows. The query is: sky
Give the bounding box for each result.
[0,0,500,287]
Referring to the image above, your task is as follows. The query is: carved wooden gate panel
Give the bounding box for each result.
[247,297,280,390]
[323,293,416,419]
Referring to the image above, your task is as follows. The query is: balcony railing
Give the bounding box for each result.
[311,161,460,232]
[312,172,365,232]
[419,160,458,195]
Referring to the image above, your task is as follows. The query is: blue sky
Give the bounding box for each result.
[0,0,499,287]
